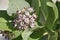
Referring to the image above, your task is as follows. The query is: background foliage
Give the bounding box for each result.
[0,0,60,40]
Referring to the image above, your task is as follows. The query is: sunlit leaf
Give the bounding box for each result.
[13,30,22,38]
[7,0,30,16]
[0,18,11,31]
[22,29,33,40]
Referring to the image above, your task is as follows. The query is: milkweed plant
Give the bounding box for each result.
[0,0,60,40]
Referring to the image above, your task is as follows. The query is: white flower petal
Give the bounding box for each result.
[24,18,29,24]
[14,24,17,27]
[30,17,35,23]
[30,23,35,28]
[21,8,26,12]
[25,11,30,16]
[18,26,21,29]
[18,14,23,18]
[20,22,24,26]
[29,15,32,18]
[23,15,26,20]
[18,11,21,13]
[28,7,34,12]
[32,14,37,18]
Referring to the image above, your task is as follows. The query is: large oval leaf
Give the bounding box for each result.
[7,0,30,16]
[40,0,50,20]
[45,2,58,31]
[38,0,51,25]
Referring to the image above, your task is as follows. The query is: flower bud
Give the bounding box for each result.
[14,23,17,27]
[28,7,34,13]
[30,17,35,23]
[32,14,37,19]
[25,11,30,16]
[24,18,29,24]
[30,23,35,28]
[21,8,26,13]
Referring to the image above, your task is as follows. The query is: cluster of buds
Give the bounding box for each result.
[0,30,14,40]
[13,7,37,30]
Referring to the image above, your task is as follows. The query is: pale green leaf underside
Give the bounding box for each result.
[7,0,30,16]
[22,29,33,40]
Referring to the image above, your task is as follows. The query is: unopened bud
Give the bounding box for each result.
[28,7,34,13]
[30,23,35,28]
[21,8,26,13]
[32,14,37,19]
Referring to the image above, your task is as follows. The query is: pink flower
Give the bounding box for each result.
[24,18,29,24]
[13,7,37,30]
[30,23,35,28]
[32,14,37,19]
[28,7,34,13]
[30,17,35,23]
[25,11,30,16]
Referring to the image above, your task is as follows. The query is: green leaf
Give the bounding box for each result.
[0,11,22,39]
[31,22,44,30]
[13,30,22,38]
[0,22,11,31]
[28,38,39,40]
[0,18,11,31]
[48,31,58,40]
[31,0,40,9]
[39,35,48,40]
[7,0,30,16]
[38,8,46,25]
[22,29,33,40]
[25,0,32,6]
[56,2,60,25]
[47,2,58,21]
[38,0,50,25]
[31,0,40,15]
[0,17,7,22]
[45,2,58,31]
[21,22,44,40]
[40,0,50,20]
[28,28,45,40]
[12,35,22,40]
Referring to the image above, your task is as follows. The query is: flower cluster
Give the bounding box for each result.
[13,7,37,30]
[0,30,14,39]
